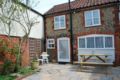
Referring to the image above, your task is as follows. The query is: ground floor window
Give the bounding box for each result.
[78,34,114,49]
[47,39,55,49]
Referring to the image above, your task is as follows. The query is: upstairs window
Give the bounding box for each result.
[85,9,101,27]
[54,15,66,30]
[47,39,55,49]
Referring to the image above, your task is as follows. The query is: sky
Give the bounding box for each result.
[33,0,74,14]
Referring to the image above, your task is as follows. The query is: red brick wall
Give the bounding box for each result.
[0,35,30,67]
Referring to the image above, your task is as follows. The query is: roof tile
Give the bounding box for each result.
[45,0,118,15]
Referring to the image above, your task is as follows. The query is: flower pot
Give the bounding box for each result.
[31,61,39,70]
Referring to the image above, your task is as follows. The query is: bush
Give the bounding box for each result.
[2,59,15,75]
[18,67,34,75]
[0,75,16,80]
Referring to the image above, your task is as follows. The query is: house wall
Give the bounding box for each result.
[45,5,120,65]
[0,6,43,39]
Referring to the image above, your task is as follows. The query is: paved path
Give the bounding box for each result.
[23,64,120,80]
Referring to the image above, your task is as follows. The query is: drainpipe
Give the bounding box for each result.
[68,0,74,64]
[43,16,46,52]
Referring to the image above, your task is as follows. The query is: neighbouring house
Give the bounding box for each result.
[44,0,120,65]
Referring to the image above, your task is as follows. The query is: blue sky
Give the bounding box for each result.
[33,0,74,14]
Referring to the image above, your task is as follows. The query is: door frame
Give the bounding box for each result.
[57,37,71,62]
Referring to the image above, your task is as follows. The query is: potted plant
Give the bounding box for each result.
[31,56,39,70]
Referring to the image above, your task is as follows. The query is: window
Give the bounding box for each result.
[87,37,94,48]
[78,35,114,49]
[95,37,104,48]
[85,9,101,27]
[105,37,113,48]
[54,15,66,30]
[79,38,85,48]
[47,39,55,49]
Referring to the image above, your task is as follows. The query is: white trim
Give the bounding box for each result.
[78,34,114,49]
[85,9,101,27]
[57,37,70,62]
[54,15,66,30]
[47,39,55,49]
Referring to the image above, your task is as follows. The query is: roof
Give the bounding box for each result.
[13,0,43,17]
[45,0,119,15]
[19,2,44,17]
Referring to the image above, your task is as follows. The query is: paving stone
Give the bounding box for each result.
[23,64,120,80]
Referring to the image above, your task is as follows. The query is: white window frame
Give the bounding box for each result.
[47,39,55,49]
[78,34,114,49]
[54,15,66,30]
[84,9,101,27]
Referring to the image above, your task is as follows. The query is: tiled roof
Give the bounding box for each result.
[45,0,118,15]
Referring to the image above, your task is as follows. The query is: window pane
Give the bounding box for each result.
[54,22,59,29]
[60,16,65,27]
[105,37,113,48]
[79,38,85,48]
[85,11,93,26]
[93,18,99,25]
[55,17,59,22]
[95,37,104,48]
[60,20,65,27]
[86,19,92,26]
[54,17,60,29]
[93,10,99,18]
[87,37,94,48]
[85,11,92,19]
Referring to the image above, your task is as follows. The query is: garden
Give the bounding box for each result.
[0,38,38,80]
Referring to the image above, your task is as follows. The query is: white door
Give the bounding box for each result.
[57,38,70,62]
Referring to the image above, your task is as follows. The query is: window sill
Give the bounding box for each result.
[85,24,101,28]
[47,48,55,49]
[54,27,66,30]
[78,48,115,50]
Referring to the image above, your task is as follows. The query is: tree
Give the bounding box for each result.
[0,0,40,71]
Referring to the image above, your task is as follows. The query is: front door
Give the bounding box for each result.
[57,38,70,62]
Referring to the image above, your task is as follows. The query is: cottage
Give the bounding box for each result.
[44,0,120,65]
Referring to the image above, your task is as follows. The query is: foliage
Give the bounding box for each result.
[18,67,34,75]
[0,0,40,73]
[0,75,16,80]
[0,38,17,75]
[2,60,14,75]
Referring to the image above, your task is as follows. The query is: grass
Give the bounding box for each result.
[18,67,35,75]
[0,67,35,80]
[0,75,16,80]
